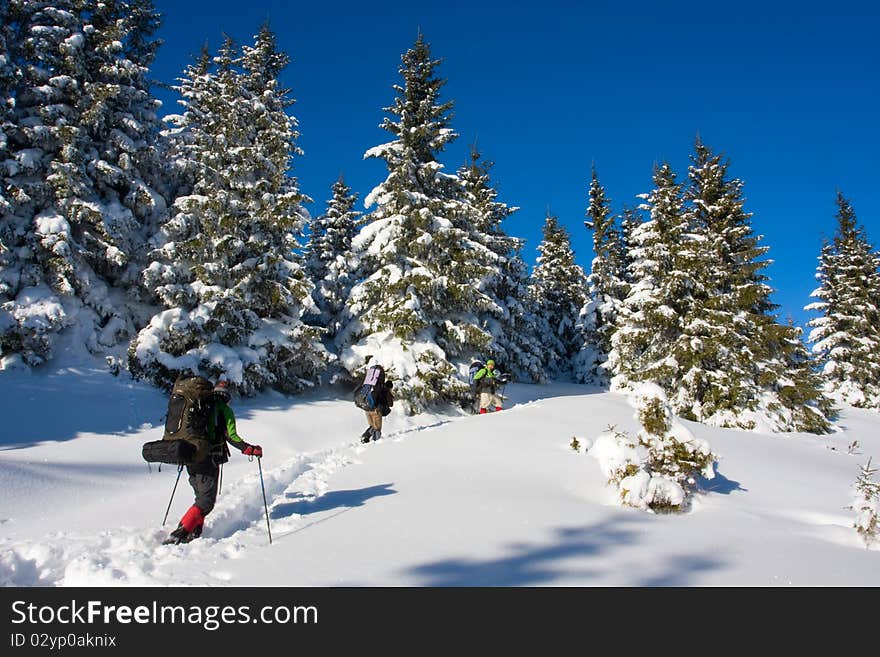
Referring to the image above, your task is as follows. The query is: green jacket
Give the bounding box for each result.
[208,401,246,451]
[473,367,501,391]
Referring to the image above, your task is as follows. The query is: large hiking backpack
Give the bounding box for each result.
[354,365,385,411]
[467,361,484,392]
[142,375,216,465]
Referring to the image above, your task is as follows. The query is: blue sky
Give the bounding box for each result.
[150,0,878,331]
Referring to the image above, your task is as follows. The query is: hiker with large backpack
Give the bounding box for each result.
[147,377,263,545]
[467,360,485,413]
[354,363,394,443]
[472,359,509,414]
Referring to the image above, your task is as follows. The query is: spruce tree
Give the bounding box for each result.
[682,140,831,431]
[676,140,771,424]
[307,176,360,338]
[575,167,628,385]
[0,0,166,369]
[530,213,587,378]
[129,27,328,394]
[457,147,545,383]
[772,319,836,432]
[610,147,831,433]
[806,192,880,409]
[585,166,626,352]
[609,162,691,395]
[337,34,497,412]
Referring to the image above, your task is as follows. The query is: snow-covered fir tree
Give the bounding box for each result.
[681,140,830,432]
[457,147,545,383]
[129,26,329,394]
[773,318,836,432]
[530,213,587,378]
[806,192,880,410]
[609,162,691,396]
[575,167,628,385]
[678,140,774,426]
[611,143,831,433]
[336,33,500,412]
[306,176,360,339]
[0,0,166,370]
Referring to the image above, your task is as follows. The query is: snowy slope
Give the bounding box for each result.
[1,362,879,587]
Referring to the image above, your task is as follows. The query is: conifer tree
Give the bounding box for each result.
[675,140,772,424]
[129,26,328,394]
[337,34,497,412]
[0,0,166,369]
[618,205,641,280]
[457,148,545,383]
[611,144,831,433]
[307,176,360,338]
[585,167,626,350]
[530,213,587,377]
[771,319,836,432]
[609,162,691,395]
[78,0,167,243]
[806,192,880,409]
[682,141,830,432]
[575,167,628,385]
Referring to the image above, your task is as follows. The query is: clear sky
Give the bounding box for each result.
[149,0,878,332]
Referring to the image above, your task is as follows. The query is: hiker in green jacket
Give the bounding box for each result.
[164,380,263,545]
[473,359,509,414]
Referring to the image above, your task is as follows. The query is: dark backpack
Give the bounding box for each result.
[468,361,484,391]
[354,365,385,411]
[142,375,216,465]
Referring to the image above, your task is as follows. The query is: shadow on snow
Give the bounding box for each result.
[403,516,726,586]
[0,367,168,449]
[271,483,397,520]
[700,471,747,495]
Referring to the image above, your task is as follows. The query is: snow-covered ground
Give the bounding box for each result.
[2,359,879,587]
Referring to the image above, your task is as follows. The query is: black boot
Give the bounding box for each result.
[163,525,193,545]
[371,428,382,441]
[361,427,372,444]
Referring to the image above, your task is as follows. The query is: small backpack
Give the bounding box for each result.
[142,375,216,465]
[354,365,385,411]
[468,361,484,391]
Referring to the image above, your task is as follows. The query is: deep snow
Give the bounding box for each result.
[1,359,878,587]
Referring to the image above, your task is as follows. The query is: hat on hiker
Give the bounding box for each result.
[214,380,231,401]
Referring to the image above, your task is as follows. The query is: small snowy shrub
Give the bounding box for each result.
[570,436,581,452]
[632,384,716,512]
[849,458,880,548]
[591,385,716,513]
[591,424,642,485]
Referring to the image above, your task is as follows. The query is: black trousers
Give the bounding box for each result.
[186,458,220,516]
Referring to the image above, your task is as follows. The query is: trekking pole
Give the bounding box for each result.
[256,456,272,545]
[218,463,223,497]
[163,464,184,527]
